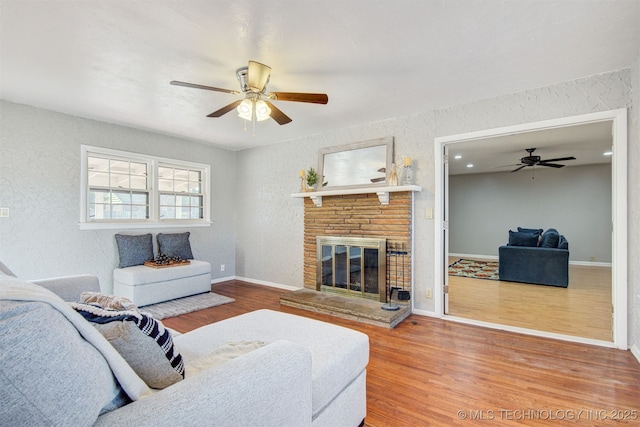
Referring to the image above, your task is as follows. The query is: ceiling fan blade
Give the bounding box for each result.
[263,100,292,125]
[511,165,527,173]
[207,100,243,117]
[491,163,521,169]
[170,80,240,95]
[539,156,576,163]
[268,92,329,104]
[247,61,271,92]
[538,162,565,168]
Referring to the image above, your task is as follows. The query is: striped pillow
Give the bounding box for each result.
[71,301,184,389]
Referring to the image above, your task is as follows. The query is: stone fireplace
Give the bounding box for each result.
[302,191,414,303]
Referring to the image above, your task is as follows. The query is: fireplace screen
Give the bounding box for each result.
[317,236,386,302]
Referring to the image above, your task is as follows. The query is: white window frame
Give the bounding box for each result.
[80,145,211,230]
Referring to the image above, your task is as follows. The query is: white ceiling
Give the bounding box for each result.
[1,0,638,151]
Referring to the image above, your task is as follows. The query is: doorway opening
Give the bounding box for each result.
[434,109,628,349]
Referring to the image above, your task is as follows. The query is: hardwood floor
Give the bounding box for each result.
[163,280,640,426]
[448,257,612,341]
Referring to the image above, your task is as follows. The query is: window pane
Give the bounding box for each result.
[160,206,175,219]
[158,167,173,180]
[130,176,147,190]
[130,162,147,176]
[160,194,175,205]
[177,195,191,206]
[89,190,111,204]
[131,192,148,205]
[93,204,110,219]
[88,171,109,187]
[88,156,109,172]
[191,196,202,207]
[191,207,203,219]
[177,206,190,219]
[189,170,201,182]
[110,173,130,189]
[174,169,189,180]
[174,181,189,193]
[158,179,173,192]
[188,182,201,193]
[131,205,149,219]
[110,160,129,174]
[112,191,132,204]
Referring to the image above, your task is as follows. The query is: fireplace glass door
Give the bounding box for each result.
[317,236,386,301]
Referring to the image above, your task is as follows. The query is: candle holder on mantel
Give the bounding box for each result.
[401,157,414,185]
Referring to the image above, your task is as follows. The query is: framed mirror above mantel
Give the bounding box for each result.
[319,137,394,190]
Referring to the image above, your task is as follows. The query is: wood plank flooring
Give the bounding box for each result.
[448,257,612,341]
[163,280,640,427]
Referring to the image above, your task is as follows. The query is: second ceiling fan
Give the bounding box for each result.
[510,148,576,173]
[170,60,328,125]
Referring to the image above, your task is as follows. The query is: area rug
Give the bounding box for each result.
[448,259,499,281]
[140,292,235,320]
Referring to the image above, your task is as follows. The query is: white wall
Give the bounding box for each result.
[0,101,237,292]
[449,164,612,262]
[235,68,634,321]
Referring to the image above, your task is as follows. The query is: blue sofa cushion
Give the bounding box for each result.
[517,227,543,238]
[508,230,539,247]
[540,228,560,248]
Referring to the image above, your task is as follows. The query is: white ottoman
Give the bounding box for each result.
[174,309,369,427]
[113,260,212,306]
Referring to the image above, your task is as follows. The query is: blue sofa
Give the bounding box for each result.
[498,228,569,287]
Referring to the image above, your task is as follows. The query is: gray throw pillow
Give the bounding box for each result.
[115,234,154,268]
[157,232,194,259]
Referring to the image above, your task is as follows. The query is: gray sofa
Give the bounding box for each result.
[0,262,369,426]
[498,228,569,287]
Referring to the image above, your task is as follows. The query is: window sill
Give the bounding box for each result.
[79,221,213,231]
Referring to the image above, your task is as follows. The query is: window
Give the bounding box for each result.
[81,146,210,229]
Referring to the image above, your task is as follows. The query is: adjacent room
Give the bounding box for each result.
[1,1,639,425]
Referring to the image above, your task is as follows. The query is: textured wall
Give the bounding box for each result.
[449,164,612,262]
[0,101,237,292]
[235,69,635,331]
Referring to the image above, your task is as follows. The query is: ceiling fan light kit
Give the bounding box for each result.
[170,60,328,133]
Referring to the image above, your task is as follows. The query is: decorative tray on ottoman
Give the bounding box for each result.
[143,260,190,269]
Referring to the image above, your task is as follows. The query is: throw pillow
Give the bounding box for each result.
[70,302,185,389]
[508,230,539,247]
[517,227,543,238]
[540,228,560,248]
[558,235,569,250]
[115,234,154,268]
[81,291,138,311]
[157,232,194,260]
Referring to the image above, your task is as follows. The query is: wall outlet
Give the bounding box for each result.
[0,208,9,218]
[220,264,225,272]
[425,288,432,299]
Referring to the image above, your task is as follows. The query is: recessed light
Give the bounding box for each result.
[454,155,462,160]
[466,163,474,168]
[603,151,613,156]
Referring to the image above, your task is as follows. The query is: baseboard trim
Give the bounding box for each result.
[449,253,611,267]
[631,344,640,364]
[410,308,438,317]
[232,276,299,291]
[211,276,235,284]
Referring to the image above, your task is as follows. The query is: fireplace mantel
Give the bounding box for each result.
[291,185,421,207]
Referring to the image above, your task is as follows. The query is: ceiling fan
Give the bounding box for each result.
[170,60,328,126]
[510,148,576,173]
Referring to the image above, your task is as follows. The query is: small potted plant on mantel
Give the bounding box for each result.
[305,167,319,192]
